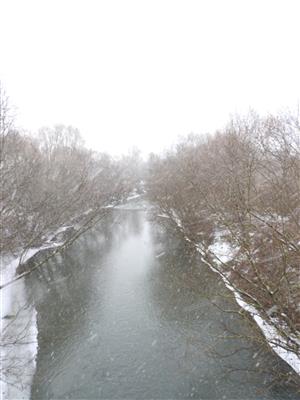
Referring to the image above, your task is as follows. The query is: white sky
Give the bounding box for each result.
[1,0,299,156]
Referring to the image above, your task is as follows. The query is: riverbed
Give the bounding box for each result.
[23,200,298,399]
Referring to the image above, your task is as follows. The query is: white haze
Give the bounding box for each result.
[0,0,299,156]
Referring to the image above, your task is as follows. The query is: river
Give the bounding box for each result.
[25,199,298,399]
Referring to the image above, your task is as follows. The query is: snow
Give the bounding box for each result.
[208,230,235,264]
[102,191,141,209]
[126,193,141,201]
[52,225,73,234]
[103,204,115,209]
[157,214,170,219]
[170,210,183,228]
[19,242,61,265]
[155,252,165,258]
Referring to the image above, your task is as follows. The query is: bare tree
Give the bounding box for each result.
[146,111,300,368]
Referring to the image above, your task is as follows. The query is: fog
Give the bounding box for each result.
[1,0,300,156]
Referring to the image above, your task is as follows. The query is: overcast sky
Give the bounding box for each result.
[1,0,299,155]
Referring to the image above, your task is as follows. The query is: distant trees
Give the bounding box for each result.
[0,85,140,272]
[146,111,300,360]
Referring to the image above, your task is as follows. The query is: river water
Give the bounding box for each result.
[26,200,298,399]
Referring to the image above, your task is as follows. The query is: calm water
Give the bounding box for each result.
[27,200,298,399]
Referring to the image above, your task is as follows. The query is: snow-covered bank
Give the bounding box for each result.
[102,192,143,210]
[126,193,142,201]
[158,211,300,376]
[206,231,300,375]
[1,241,63,399]
[113,193,145,211]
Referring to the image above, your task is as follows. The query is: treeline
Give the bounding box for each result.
[146,111,300,356]
[0,87,142,263]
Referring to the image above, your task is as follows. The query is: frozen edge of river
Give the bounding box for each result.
[158,212,300,376]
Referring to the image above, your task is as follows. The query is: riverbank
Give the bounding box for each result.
[0,233,66,399]
[157,209,300,376]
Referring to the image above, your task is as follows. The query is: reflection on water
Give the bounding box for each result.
[27,200,298,399]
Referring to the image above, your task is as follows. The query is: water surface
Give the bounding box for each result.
[27,200,298,399]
